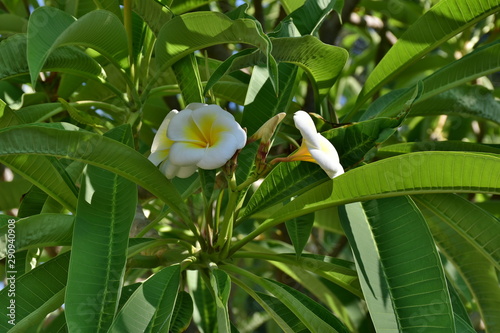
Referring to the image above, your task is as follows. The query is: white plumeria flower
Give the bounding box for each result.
[149,103,246,179]
[290,111,344,178]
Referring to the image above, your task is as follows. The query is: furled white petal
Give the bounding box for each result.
[169,141,206,166]
[197,132,241,169]
[293,111,344,179]
[160,160,198,179]
[308,135,344,178]
[293,111,322,149]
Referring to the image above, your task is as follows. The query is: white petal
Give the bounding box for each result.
[197,132,240,169]
[210,111,246,148]
[308,135,344,178]
[176,165,198,178]
[293,111,321,148]
[148,149,169,166]
[151,110,177,152]
[160,160,198,179]
[167,108,204,144]
[169,142,206,166]
[159,160,175,179]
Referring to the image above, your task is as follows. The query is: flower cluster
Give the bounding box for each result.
[150,104,343,179]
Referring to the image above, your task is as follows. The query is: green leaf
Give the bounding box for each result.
[17,185,48,218]
[410,85,500,123]
[64,0,98,18]
[169,291,193,333]
[279,0,344,35]
[0,14,28,34]
[186,269,217,333]
[109,265,181,332]
[0,155,79,212]
[269,151,500,224]
[0,252,70,332]
[0,99,20,128]
[58,98,106,130]
[447,279,475,331]
[224,265,350,333]
[203,48,257,97]
[173,53,204,104]
[27,7,128,85]
[155,11,274,86]
[339,197,455,331]
[353,0,500,113]
[266,261,355,331]
[206,36,348,104]
[233,152,500,253]
[233,243,360,296]
[271,36,347,103]
[0,176,31,211]
[65,125,137,333]
[0,123,190,223]
[361,41,500,121]
[377,141,500,158]
[132,0,172,36]
[413,193,500,270]
[199,168,216,203]
[423,207,500,333]
[0,34,105,82]
[285,213,314,256]
[210,268,232,333]
[254,292,309,333]
[0,214,73,259]
[94,0,123,21]
[228,274,300,333]
[13,103,65,124]
[169,0,211,15]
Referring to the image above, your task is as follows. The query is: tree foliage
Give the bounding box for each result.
[0,0,499,332]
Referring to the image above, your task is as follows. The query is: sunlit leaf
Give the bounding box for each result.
[353,0,500,114]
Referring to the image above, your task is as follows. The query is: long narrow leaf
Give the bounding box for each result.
[0,253,70,331]
[65,125,137,332]
[108,265,181,332]
[413,193,500,270]
[424,208,500,333]
[0,214,73,258]
[339,197,455,331]
[210,269,232,333]
[232,151,500,253]
[223,265,349,333]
